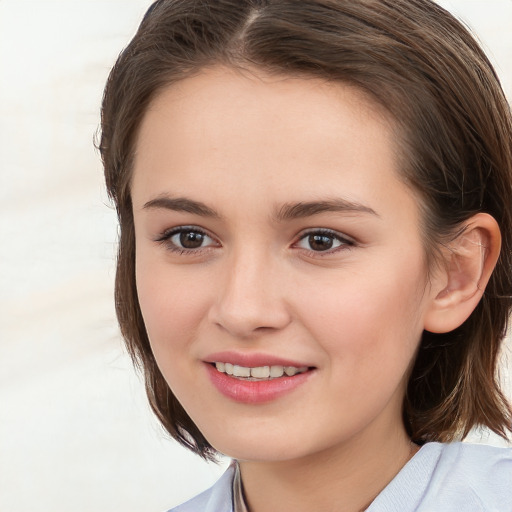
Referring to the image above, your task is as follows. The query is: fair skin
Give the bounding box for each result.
[130,66,499,512]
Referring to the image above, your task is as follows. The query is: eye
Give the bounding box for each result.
[295,229,354,253]
[156,226,218,252]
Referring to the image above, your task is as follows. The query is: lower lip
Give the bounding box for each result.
[205,363,313,404]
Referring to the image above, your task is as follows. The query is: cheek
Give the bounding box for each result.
[135,254,207,351]
[295,258,427,377]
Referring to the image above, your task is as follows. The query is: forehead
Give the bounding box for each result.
[137,66,393,148]
[131,66,404,208]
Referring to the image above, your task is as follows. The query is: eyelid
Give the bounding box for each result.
[293,228,356,254]
[155,225,220,253]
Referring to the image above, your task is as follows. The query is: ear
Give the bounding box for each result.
[423,213,501,334]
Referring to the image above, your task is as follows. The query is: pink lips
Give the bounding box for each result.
[205,351,310,368]
[204,352,314,404]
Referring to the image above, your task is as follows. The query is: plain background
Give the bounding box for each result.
[0,1,511,511]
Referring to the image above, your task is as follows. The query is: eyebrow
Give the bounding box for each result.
[142,196,222,218]
[274,199,379,221]
[142,195,378,221]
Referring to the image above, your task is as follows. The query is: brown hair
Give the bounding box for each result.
[100,0,512,459]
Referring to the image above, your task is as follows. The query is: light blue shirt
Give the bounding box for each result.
[168,442,512,511]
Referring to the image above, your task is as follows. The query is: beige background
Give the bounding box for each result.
[0,1,511,511]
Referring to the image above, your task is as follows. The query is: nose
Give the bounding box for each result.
[208,249,292,338]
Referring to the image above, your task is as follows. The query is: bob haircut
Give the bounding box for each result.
[100,0,512,460]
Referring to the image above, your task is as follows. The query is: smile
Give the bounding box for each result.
[214,362,309,380]
[206,360,315,404]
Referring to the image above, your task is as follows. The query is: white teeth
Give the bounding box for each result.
[270,365,284,378]
[233,365,251,377]
[251,366,270,379]
[285,366,299,376]
[214,363,309,380]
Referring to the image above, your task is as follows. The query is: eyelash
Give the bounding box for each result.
[155,226,219,254]
[294,229,355,256]
[155,226,355,256]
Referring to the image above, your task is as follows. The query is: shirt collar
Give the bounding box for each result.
[232,461,249,512]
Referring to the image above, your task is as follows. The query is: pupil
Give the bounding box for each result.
[180,231,204,249]
[309,234,333,251]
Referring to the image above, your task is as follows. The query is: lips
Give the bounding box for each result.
[204,351,311,369]
[214,361,309,380]
[204,352,315,404]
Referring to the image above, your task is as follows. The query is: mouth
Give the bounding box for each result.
[212,362,310,381]
[205,359,316,404]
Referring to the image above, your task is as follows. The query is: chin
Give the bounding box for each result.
[216,442,304,462]
[205,425,336,463]
[203,427,301,462]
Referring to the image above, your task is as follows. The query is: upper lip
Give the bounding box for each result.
[204,351,313,368]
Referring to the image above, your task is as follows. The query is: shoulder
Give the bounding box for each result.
[370,442,512,512]
[427,442,512,510]
[413,442,512,511]
[437,439,512,469]
[166,464,235,512]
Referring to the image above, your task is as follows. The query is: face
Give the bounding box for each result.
[131,66,437,462]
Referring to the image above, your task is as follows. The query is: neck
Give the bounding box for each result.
[238,425,417,512]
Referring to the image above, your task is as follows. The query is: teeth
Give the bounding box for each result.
[214,363,308,380]
[233,365,251,378]
[270,365,284,378]
[251,366,270,378]
[285,366,300,376]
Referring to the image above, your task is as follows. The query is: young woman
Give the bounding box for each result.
[99,1,512,510]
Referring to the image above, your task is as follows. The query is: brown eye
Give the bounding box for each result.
[308,234,334,251]
[179,231,206,249]
[158,227,218,252]
[295,229,353,253]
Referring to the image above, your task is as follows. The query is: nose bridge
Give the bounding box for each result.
[210,243,291,337]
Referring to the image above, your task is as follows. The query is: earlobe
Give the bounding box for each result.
[423,213,501,334]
